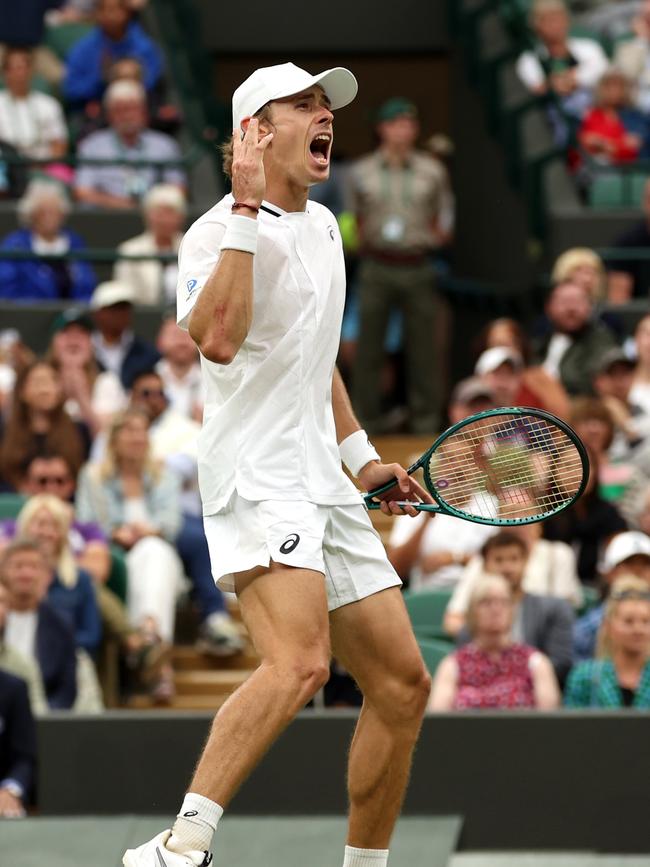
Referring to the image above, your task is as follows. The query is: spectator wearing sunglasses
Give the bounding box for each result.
[566,576,650,708]
[1,455,111,589]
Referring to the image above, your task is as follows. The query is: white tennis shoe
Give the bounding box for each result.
[123,830,212,867]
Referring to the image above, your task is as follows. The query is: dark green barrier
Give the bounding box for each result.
[37,711,650,852]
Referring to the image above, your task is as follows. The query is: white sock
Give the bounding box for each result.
[343,845,389,867]
[167,792,223,855]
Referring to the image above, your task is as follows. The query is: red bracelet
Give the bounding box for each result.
[232,202,260,214]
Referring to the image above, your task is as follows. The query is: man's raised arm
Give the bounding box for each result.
[189,118,273,364]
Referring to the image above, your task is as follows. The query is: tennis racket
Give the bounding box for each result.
[364,407,589,526]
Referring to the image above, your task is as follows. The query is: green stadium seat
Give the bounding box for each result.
[588,172,648,208]
[588,173,625,208]
[578,584,601,618]
[403,589,453,640]
[107,544,128,604]
[0,493,27,519]
[44,22,93,60]
[418,637,454,676]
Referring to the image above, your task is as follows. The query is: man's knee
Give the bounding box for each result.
[268,652,331,706]
[366,661,432,725]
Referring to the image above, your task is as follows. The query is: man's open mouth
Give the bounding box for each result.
[309,132,332,166]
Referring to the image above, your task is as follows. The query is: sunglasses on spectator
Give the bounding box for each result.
[32,475,70,486]
[136,388,165,398]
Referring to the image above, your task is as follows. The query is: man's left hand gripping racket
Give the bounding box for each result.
[365,407,589,526]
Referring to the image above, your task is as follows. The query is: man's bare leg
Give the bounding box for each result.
[188,563,331,804]
[330,587,431,850]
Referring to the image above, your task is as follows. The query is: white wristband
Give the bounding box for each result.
[219,214,258,255]
[339,429,380,477]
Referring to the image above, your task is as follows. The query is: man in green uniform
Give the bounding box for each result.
[350,98,449,434]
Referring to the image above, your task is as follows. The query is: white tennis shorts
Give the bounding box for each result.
[203,494,401,611]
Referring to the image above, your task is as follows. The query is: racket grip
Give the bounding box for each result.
[363,477,400,506]
[365,499,440,513]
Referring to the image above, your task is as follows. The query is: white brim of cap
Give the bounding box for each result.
[271,67,358,112]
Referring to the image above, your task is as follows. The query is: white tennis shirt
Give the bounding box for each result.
[177,194,361,515]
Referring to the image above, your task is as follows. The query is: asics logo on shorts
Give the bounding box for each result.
[279,533,301,554]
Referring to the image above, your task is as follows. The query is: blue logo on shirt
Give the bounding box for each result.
[186,279,198,299]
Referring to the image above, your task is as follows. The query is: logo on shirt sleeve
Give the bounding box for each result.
[327,225,335,241]
[186,278,198,300]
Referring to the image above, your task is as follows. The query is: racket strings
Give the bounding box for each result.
[423,413,584,521]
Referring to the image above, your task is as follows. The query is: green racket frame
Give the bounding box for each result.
[364,406,590,526]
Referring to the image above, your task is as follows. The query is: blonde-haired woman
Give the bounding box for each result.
[16,494,102,656]
[565,576,650,708]
[0,179,96,301]
[551,247,606,302]
[76,409,183,653]
[429,575,560,711]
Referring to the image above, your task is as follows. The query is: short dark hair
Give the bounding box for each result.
[128,368,163,391]
[481,532,527,560]
[23,452,76,478]
[2,46,33,72]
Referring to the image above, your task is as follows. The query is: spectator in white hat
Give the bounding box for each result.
[474,317,570,419]
[574,530,650,660]
[114,184,187,305]
[475,345,569,414]
[90,280,159,388]
[447,376,496,425]
[475,347,525,408]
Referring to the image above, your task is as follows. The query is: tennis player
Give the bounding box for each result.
[123,62,432,867]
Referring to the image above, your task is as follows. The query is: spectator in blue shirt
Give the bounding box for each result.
[16,494,102,655]
[63,0,162,108]
[0,180,96,302]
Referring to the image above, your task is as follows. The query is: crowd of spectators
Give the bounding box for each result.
[3,0,650,821]
[516,0,650,188]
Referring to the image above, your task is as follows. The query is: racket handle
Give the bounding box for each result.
[366,500,440,513]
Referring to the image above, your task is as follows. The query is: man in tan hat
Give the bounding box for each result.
[124,63,431,867]
[90,280,159,388]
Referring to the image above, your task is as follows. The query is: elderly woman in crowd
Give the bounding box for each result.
[429,575,560,711]
[0,180,96,302]
[0,361,88,490]
[579,68,647,166]
[566,575,650,708]
[114,183,186,304]
[75,408,183,699]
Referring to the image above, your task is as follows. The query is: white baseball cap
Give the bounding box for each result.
[475,346,523,376]
[90,280,135,310]
[232,62,358,132]
[603,532,650,573]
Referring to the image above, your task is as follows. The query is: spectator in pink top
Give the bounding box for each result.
[428,575,560,711]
